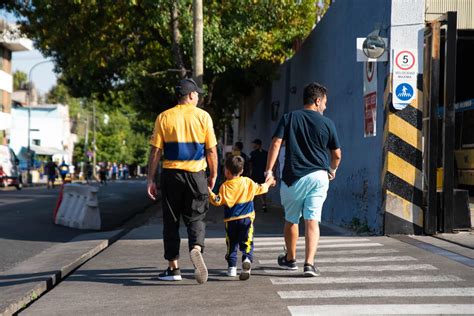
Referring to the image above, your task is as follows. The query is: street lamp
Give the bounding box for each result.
[26,59,52,184]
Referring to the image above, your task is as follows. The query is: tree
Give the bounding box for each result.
[13,70,27,90]
[4,1,331,129]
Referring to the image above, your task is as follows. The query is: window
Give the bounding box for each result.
[33,139,41,146]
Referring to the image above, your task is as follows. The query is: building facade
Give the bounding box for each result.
[238,0,473,234]
[9,104,76,170]
[0,19,33,145]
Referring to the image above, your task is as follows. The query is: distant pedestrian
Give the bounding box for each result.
[249,138,269,212]
[112,162,118,180]
[265,82,341,277]
[59,160,69,183]
[99,163,108,186]
[232,141,249,176]
[85,162,93,184]
[147,78,218,284]
[122,164,129,180]
[45,158,58,189]
[209,155,274,280]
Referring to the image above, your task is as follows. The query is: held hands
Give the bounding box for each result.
[328,167,337,181]
[264,171,277,187]
[208,175,217,191]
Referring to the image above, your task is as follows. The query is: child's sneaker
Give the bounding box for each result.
[303,263,321,277]
[239,258,252,280]
[158,267,182,281]
[227,266,237,277]
[190,248,208,284]
[277,253,298,270]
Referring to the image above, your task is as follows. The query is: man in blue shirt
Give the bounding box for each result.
[265,82,342,277]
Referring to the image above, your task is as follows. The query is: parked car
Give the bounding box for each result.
[0,145,22,190]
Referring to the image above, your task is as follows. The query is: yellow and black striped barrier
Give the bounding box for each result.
[382,74,424,234]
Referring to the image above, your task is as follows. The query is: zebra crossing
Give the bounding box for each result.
[253,236,474,315]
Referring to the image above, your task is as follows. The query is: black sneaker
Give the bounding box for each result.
[303,263,321,277]
[158,267,182,281]
[277,253,298,270]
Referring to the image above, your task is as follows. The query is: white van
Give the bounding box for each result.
[0,145,22,189]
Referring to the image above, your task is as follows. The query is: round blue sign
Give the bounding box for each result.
[395,83,414,102]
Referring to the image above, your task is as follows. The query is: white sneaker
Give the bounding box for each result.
[240,258,251,281]
[227,266,237,277]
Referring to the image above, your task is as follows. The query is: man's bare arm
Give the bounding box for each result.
[206,146,218,190]
[147,146,162,200]
[265,137,283,181]
[328,148,342,180]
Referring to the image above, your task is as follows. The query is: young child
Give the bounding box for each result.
[209,155,274,280]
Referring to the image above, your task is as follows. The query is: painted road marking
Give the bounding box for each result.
[254,243,384,251]
[255,248,399,258]
[279,287,474,299]
[271,274,463,285]
[253,238,371,246]
[263,264,437,274]
[288,304,474,315]
[259,256,416,265]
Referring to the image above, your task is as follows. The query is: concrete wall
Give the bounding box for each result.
[240,0,393,233]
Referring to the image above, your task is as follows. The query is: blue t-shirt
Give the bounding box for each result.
[273,109,340,186]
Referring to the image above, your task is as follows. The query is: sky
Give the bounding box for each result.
[1,10,57,94]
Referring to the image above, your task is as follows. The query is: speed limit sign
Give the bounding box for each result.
[393,49,417,107]
[395,51,415,70]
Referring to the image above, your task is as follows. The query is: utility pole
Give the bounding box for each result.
[27,59,52,184]
[92,102,97,178]
[193,0,203,88]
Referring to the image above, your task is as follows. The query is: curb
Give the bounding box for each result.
[0,229,127,316]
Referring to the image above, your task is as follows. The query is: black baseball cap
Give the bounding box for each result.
[252,139,262,145]
[175,78,205,96]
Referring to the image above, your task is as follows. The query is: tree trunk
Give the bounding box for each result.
[193,0,203,88]
[170,0,187,79]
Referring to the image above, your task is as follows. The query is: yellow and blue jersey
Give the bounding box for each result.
[150,104,217,172]
[209,177,269,222]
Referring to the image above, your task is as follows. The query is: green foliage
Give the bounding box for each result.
[13,70,27,90]
[5,0,330,133]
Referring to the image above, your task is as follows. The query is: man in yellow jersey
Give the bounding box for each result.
[147,78,218,284]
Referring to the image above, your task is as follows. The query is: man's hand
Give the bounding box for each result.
[147,181,158,200]
[328,168,337,181]
[208,175,217,191]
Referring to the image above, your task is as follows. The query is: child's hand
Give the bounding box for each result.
[267,175,277,187]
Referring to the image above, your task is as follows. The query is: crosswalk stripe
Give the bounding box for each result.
[279,287,474,299]
[255,243,383,251]
[259,256,416,265]
[288,304,474,315]
[255,248,399,258]
[271,274,463,285]
[253,238,371,246]
[263,264,437,274]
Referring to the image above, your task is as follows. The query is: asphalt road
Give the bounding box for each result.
[0,180,153,273]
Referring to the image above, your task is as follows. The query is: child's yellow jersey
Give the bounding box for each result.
[209,177,269,222]
[150,103,217,172]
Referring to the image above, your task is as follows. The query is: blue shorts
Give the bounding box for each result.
[280,170,329,224]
